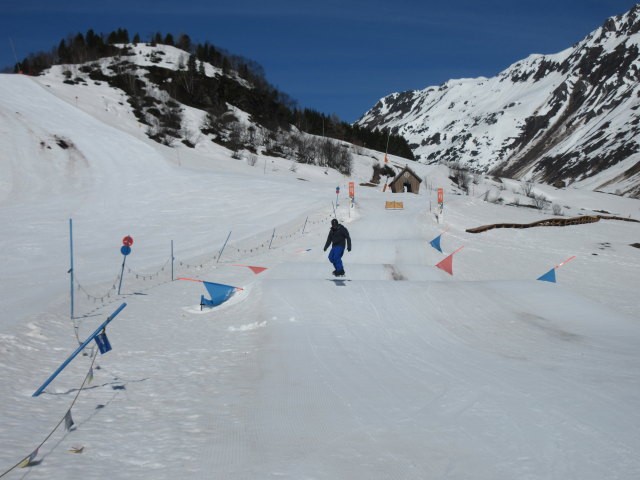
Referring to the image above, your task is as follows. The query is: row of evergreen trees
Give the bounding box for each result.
[7,28,414,160]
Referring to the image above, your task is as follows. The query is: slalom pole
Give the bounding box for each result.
[33,303,127,397]
[117,252,127,295]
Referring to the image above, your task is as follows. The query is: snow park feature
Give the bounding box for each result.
[178,277,243,309]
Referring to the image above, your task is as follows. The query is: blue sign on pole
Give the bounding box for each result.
[121,245,131,256]
[95,331,112,354]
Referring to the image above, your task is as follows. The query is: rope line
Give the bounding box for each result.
[0,349,99,477]
[71,212,333,318]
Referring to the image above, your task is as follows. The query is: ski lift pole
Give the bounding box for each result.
[33,303,127,397]
[217,231,232,263]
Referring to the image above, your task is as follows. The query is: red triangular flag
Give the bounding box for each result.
[233,265,267,275]
[435,246,464,275]
[435,254,454,275]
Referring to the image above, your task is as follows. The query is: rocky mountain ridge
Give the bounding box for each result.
[356,5,640,197]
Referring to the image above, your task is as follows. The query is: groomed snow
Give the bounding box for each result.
[1,73,640,479]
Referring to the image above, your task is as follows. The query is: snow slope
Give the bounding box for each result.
[1,72,640,479]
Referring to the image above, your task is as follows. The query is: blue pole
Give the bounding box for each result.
[217,231,232,263]
[33,303,127,397]
[117,253,127,295]
[69,218,74,320]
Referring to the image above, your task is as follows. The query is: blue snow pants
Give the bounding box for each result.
[328,246,345,271]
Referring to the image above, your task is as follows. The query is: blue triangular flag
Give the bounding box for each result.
[429,235,443,252]
[202,281,236,307]
[537,268,556,283]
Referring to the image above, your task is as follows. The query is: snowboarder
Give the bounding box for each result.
[324,218,351,276]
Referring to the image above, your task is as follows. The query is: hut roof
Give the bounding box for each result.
[390,165,422,184]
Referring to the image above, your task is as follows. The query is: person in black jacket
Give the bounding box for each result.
[324,218,351,276]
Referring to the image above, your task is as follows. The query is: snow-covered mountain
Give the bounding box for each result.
[356,5,640,198]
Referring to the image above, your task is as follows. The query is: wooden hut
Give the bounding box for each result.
[389,165,422,194]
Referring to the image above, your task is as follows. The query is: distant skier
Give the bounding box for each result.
[324,218,351,276]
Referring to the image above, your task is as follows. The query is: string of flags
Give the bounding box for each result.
[5,335,106,472]
[1,305,127,473]
[537,256,577,283]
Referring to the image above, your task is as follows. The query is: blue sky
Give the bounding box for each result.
[1,1,637,122]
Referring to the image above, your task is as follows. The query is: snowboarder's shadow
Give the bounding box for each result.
[329,279,351,286]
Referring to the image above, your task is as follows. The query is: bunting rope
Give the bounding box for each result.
[0,348,99,476]
[68,211,335,318]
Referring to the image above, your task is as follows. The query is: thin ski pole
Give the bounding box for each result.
[217,231,232,263]
[117,254,127,295]
[269,228,276,249]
